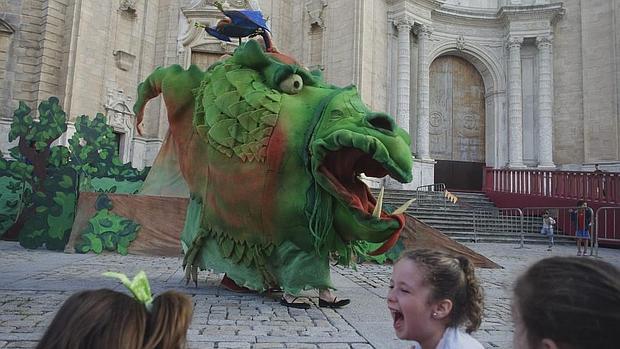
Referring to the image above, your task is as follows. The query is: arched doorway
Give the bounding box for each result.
[429,55,485,190]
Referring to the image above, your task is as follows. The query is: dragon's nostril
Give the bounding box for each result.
[367,113,394,132]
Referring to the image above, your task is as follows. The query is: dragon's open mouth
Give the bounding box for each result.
[319,148,388,216]
[316,146,412,254]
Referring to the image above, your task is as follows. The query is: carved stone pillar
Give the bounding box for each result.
[536,35,555,168]
[415,25,432,160]
[507,36,525,168]
[395,16,414,136]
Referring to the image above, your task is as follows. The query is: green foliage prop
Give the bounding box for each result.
[2,97,73,245]
[68,114,148,192]
[75,193,141,255]
[18,167,77,250]
[1,98,148,248]
[0,153,32,237]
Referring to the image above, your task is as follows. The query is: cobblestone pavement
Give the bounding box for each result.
[1,241,619,349]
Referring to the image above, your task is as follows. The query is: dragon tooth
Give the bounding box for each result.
[372,186,385,218]
[391,198,416,215]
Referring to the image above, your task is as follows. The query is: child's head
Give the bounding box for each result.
[387,249,483,342]
[576,200,587,208]
[36,289,193,349]
[513,257,620,349]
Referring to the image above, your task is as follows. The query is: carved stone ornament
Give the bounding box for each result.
[393,16,414,31]
[112,50,136,71]
[414,24,433,38]
[536,35,553,48]
[456,35,465,51]
[506,36,523,49]
[119,0,137,14]
[0,19,14,34]
[305,0,328,28]
[197,0,248,8]
[104,88,135,132]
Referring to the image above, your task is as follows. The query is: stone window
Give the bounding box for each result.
[0,19,14,118]
[104,88,136,163]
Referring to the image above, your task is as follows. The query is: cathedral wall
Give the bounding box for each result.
[580,0,619,163]
[356,0,390,112]
[323,0,357,88]
[552,0,584,165]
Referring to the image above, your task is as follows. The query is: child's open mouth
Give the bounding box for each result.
[390,309,404,331]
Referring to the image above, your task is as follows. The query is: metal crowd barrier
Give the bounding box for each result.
[522,206,596,255]
[472,208,524,247]
[594,206,620,257]
[415,183,447,210]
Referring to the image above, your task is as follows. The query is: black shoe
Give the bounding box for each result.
[280,297,311,309]
[318,297,350,308]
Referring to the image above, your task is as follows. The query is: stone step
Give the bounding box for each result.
[371,188,574,245]
[445,231,575,245]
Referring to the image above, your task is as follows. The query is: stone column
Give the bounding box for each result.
[415,25,432,160]
[506,36,525,168]
[394,16,414,136]
[536,35,555,168]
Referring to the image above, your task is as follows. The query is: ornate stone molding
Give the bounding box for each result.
[498,3,565,25]
[506,36,523,49]
[104,88,136,163]
[112,50,135,71]
[305,0,328,28]
[0,19,14,34]
[456,35,465,51]
[414,24,433,37]
[104,88,135,130]
[119,0,137,16]
[535,35,553,48]
[393,15,414,31]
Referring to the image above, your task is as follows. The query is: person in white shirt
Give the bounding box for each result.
[387,249,484,349]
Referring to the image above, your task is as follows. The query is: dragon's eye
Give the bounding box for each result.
[279,74,304,94]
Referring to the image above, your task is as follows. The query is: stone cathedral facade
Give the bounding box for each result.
[1,0,619,190]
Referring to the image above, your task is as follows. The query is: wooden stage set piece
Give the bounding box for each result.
[65,192,189,257]
[66,192,499,268]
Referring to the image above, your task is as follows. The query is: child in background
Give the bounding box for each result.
[570,200,592,256]
[540,210,555,251]
[512,256,620,349]
[36,272,193,349]
[387,249,484,349]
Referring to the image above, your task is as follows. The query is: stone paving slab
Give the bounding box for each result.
[1,241,619,349]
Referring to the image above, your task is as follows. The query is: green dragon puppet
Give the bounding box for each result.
[134,40,413,299]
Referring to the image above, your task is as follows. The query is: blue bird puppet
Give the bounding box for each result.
[203,1,274,51]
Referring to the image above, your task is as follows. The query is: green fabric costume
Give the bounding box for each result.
[134,40,413,295]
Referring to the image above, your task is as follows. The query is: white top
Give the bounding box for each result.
[542,216,555,228]
[411,327,484,349]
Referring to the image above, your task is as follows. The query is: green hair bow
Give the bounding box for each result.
[103,271,154,311]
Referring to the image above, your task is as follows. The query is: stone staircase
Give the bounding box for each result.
[373,188,575,245]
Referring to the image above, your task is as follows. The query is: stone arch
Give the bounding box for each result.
[429,41,505,95]
[0,19,14,34]
[428,41,507,168]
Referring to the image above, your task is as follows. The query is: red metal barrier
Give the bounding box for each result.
[484,167,619,204]
[483,167,620,242]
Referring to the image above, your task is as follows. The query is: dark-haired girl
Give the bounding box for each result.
[387,249,484,349]
[36,289,193,349]
[513,256,620,349]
